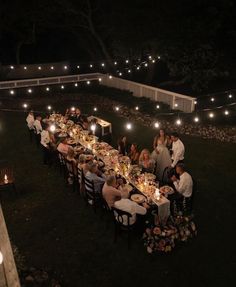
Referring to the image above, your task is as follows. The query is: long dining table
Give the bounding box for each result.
[48,113,170,223]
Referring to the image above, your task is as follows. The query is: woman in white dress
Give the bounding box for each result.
[151,138,172,181]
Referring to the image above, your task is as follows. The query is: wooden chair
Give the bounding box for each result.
[84,177,101,213]
[111,207,134,249]
[65,159,78,192]
[77,165,85,196]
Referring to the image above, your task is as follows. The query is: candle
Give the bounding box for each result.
[4,174,8,184]
[155,188,160,201]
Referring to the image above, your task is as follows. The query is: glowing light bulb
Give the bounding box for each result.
[119,72,122,76]
[154,122,160,128]
[38,66,42,70]
[71,107,75,111]
[47,105,52,110]
[176,119,182,126]
[50,66,54,70]
[125,59,129,64]
[101,63,105,67]
[64,65,68,70]
[24,66,27,70]
[115,106,120,111]
[126,123,132,130]
[109,75,113,79]
[174,103,178,108]
[74,83,78,87]
[228,94,232,99]
[87,81,90,85]
[194,100,197,105]
[128,69,131,73]
[152,59,156,63]
[224,110,229,115]
[61,85,64,89]
[90,64,93,68]
[93,107,97,111]
[158,56,161,59]
[46,87,50,91]
[144,63,148,67]
[148,55,152,60]
[23,103,28,108]
[10,90,15,95]
[156,105,160,109]
[211,98,215,102]
[135,106,139,111]
[209,112,214,118]
[194,117,199,123]
[10,66,14,69]
[98,78,102,82]
[137,66,140,70]
[28,89,32,93]
[114,61,117,65]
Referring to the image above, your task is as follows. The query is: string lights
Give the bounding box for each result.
[126,123,132,130]
[154,122,160,128]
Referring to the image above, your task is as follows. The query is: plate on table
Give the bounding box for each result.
[160,185,174,195]
[67,139,76,145]
[131,194,146,204]
[58,132,67,137]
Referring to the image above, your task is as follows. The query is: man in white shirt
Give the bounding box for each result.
[114,190,148,225]
[33,115,42,147]
[26,111,35,142]
[85,162,105,193]
[171,163,193,198]
[170,132,185,168]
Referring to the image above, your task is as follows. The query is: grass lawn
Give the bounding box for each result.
[0,97,235,287]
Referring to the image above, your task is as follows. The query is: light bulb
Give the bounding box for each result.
[115,106,119,111]
[10,90,15,95]
[24,66,27,70]
[74,83,78,87]
[10,66,14,69]
[47,105,52,110]
[154,122,160,128]
[194,117,199,123]
[109,75,113,79]
[23,103,28,108]
[126,123,132,130]
[135,106,139,111]
[38,66,42,70]
[49,125,56,132]
[156,105,160,109]
[46,87,50,91]
[64,65,68,70]
[87,81,90,85]
[176,119,182,125]
[224,110,229,115]
[209,112,214,118]
[93,107,97,111]
[61,85,64,89]
[28,89,32,93]
[228,94,232,99]
[50,66,54,70]
[211,98,215,102]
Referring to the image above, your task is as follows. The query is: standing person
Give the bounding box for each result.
[33,115,42,147]
[153,129,169,149]
[139,149,155,173]
[129,143,140,165]
[170,132,185,168]
[151,138,172,180]
[117,136,128,156]
[40,124,51,165]
[26,110,35,142]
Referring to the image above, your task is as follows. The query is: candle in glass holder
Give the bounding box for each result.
[155,188,160,201]
[4,174,8,184]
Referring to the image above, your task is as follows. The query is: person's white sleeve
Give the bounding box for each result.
[134,203,147,215]
[171,146,183,167]
[174,179,188,195]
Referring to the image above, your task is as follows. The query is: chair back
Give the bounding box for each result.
[84,176,96,202]
[111,207,132,227]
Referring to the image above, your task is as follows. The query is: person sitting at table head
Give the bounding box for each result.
[170,132,185,168]
[171,163,193,198]
[102,175,123,209]
[114,189,148,226]
[57,137,70,156]
[139,149,155,173]
[85,162,105,193]
[129,143,140,165]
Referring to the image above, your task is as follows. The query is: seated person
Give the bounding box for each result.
[102,176,124,209]
[57,138,70,156]
[171,163,193,198]
[114,190,149,225]
[129,143,140,165]
[85,162,105,193]
[139,149,155,173]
